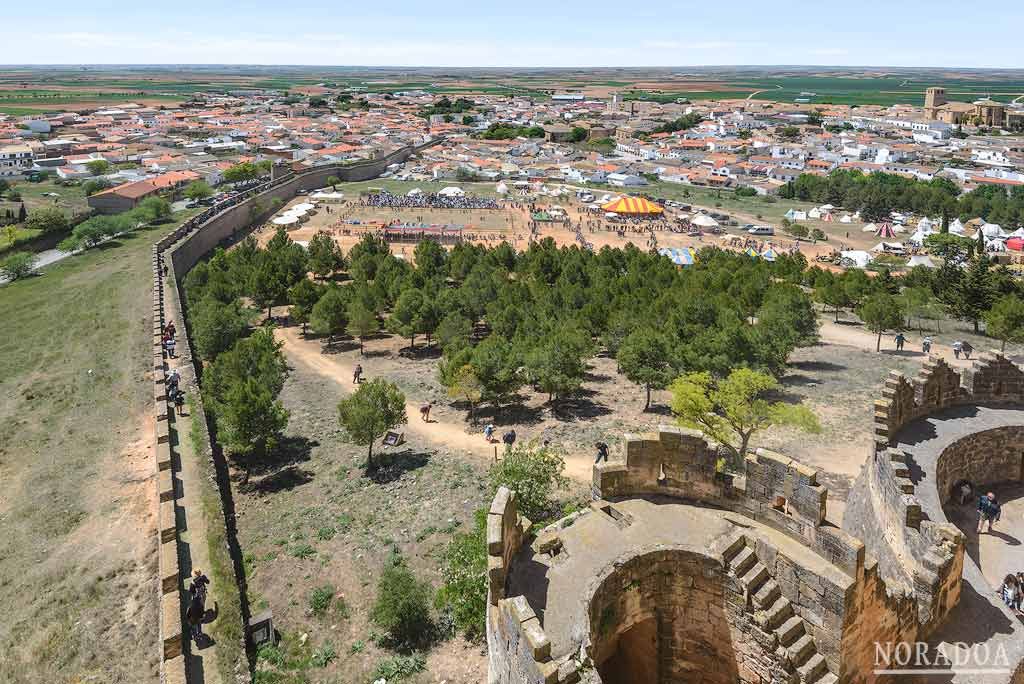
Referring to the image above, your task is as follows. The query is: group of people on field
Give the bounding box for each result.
[361,190,499,211]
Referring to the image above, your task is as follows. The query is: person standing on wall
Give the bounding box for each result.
[978,492,1001,534]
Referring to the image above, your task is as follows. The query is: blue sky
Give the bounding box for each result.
[3,1,1021,68]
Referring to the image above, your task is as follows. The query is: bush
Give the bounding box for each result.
[810,228,827,241]
[310,643,336,667]
[24,207,68,234]
[372,654,426,681]
[488,442,569,522]
[435,510,488,640]
[371,554,433,649]
[0,251,38,280]
[309,585,334,616]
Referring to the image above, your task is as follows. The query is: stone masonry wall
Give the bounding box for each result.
[935,426,1024,505]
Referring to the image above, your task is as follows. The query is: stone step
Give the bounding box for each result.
[740,562,769,593]
[787,633,816,666]
[811,672,838,684]
[731,547,757,575]
[753,578,781,608]
[721,536,747,564]
[797,653,827,683]
[765,596,793,630]
[776,616,805,646]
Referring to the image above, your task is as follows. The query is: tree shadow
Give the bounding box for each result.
[788,360,846,373]
[369,449,431,484]
[475,400,545,426]
[646,403,673,417]
[239,435,318,477]
[321,338,360,355]
[250,465,314,494]
[550,396,613,422]
[583,370,614,383]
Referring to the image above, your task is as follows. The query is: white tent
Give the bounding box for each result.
[438,186,465,197]
[861,223,878,233]
[840,250,872,268]
[908,228,935,246]
[918,217,934,232]
[872,242,905,254]
[292,202,316,212]
[949,218,965,235]
[495,182,509,195]
[691,214,719,228]
[406,188,423,196]
[982,223,1006,238]
[311,191,344,203]
[1009,228,1024,238]
[907,255,936,268]
[986,238,1007,252]
[839,214,853,224]
[272,215,299,227]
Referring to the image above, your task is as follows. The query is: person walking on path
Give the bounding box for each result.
[978,492,1001,534]
[922,337,932,354]
[420,401,435,422]
[186,589,205,641]
[595,441,610,464]
[894,333,906,351]
[484,424,495,443]
[962,341,973,359]
[191,568,210,604]
[353,364,363,384]
[502,429,516,451]
[174,389,186,416]
[953,340,963,359]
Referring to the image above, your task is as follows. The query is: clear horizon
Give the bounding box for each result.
[4,0,1022,69]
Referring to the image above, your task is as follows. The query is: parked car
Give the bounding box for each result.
[747,225,775,236]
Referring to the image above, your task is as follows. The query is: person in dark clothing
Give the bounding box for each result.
[174,389,186,416]
[353,364,362,384]
[186,591,205,639]
[595,442,610,464]
[502,429,517,450]
[894,333,906,351]
[978,492,1001,533]
[961,341,973,359]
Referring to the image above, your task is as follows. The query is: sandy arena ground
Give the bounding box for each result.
[254,192,837,262]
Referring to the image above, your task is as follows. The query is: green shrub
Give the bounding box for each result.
[372,653,426,681]
[1,251,38,280]
[488,443,569,522]
[310,643,336,667]
[309,585,334,616]
[435,509,488,640]
[371,554,433,649]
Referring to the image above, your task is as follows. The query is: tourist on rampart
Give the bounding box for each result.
[978,492,1002,533]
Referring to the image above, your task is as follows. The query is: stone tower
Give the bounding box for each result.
[924,86,947,119]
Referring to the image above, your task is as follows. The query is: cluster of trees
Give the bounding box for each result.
[808,246,1024,349]
[648,113,704,135]
[23,207,69,234]
[58,196,171,252]
[313,237,818,417]
[223,160,273,184]
[475,123,545,140]
[418,96,475,119]
[183,232,308,461]
[779,168,1024,227]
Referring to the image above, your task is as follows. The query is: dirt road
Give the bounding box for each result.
[275,326,596,482]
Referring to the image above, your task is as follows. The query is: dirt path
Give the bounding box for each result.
[819,318,974,368]
[275,326,595,482]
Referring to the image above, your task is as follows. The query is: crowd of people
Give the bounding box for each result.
[360,190,499,211]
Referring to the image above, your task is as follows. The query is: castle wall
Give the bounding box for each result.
[935,427,1024,505]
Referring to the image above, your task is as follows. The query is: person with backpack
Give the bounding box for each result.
[174,389,186,416]
[353,364,362,384]
[595,441,610,464]
[502,429,516,450]
[484,424,495,443]
[186,589,205,641]
[978,491,1001,533]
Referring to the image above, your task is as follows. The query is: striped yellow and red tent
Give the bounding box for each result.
[600,196,664,215]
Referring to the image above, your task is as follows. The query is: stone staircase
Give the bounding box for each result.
[723,537,839,684]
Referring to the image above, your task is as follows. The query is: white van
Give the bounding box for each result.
[747,225,775,236]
